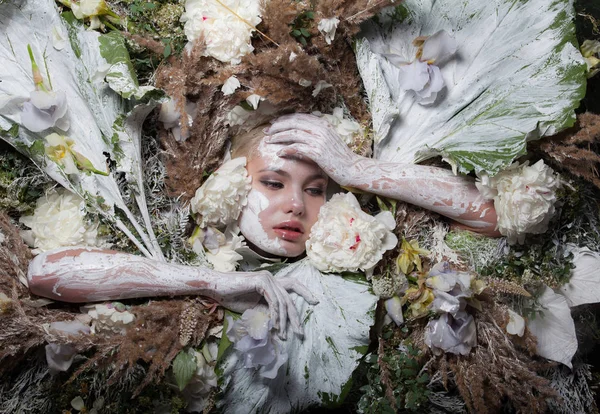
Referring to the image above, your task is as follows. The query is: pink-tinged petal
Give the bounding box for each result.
[421,30,457,64]
[397,60,430,91]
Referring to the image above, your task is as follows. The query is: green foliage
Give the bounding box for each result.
[289,10,314,46]
[172,349,197,391]
[357,345,430,413]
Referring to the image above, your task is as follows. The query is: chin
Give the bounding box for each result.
[277,241,306,258]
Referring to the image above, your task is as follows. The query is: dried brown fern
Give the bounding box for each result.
[536,112,600,189]
[433,302,557,414]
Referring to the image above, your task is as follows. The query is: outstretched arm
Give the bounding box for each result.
[265,114,499,236]
[28,247,318,337]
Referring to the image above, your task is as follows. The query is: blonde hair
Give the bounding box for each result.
[230,123,269,160]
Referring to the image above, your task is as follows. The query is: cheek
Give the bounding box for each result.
[305,196,326,231]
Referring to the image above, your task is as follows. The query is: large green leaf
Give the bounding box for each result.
[356,0,586,174]
[0,0,163,259]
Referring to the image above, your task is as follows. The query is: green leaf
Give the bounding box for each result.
[305,11,314,20]
[163,43,171,59]
[292,29,302,37]
[217,312,238,362]
[300,28,310,37]
[357,0,587,175]
[173,350,197,391]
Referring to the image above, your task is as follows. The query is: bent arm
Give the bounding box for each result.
[265,114,500,236]
[343,158,499,236]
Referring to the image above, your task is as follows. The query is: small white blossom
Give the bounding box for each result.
[190,157,252,227]
[181,0,262,64]
[507,308,525,337]
[476,160,562,244]
[19,188,99,254]
[204,228,245,272]
[222,76,241,95]
[43,133,78,174]
[158,98,195,142]
[289,52,298,62]
[384,296,404,326]
[226,307,288,379]
[312,80,333,97]
[246,93,262,109]
[314,107,363,147]
[317,17,340,45]
[306,192,398,274]
[298,79,312,87]
[83,303,135,335]
[21,90,69,132]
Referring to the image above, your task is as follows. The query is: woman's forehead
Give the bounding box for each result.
[247,152,326,179]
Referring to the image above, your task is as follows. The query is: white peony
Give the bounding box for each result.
[181,0,262,64]
[19,188,99,254]
[476,160,562,244]
[83,303,135,335]
[317,17,340,45]
[190,157,252,227]
[306,192,398,274]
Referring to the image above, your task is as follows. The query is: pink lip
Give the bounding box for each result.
[273,221,305,241]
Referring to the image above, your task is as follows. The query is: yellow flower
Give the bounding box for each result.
[396,238,430,274]
[402,285,434,318]
[44,133,78,174]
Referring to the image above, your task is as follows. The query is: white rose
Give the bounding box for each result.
[476,160,562,244]
[317,17,340,45]
[306,192,398,273]
[190,157,252,227]
[181,0,262,64]
[19,188,99,254]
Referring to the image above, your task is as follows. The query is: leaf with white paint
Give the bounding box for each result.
[559,247,600,307]
[0,0,163,260]
[356,0,586,174]
[527,286,577,368]
[219,260,377,413]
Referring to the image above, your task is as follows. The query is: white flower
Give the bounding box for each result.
[44,133,78,174]
[71,0,111,19]
[19,188,99,254]
[384,296,404,326]
[298,78,312,87]
[383,30,457,105]
[83,303,135,335]
[312,80,333,97]
[222,76,241,95]
[315,107,363,147]
[226,307,288,379]
[158,98,195,142]
[506,309,525,337]
[476,160,562,244]
[581,39,600,78]
[183,345,218,412]
[306,192,398,274]
[205,228,245,272]
[181,0,262,64]
[246,93,262,109]
[190,157,252,227]
[21,89,69,132]
[317,17,340,45]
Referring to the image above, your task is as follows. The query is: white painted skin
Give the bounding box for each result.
[264,114,500,236]
[238,189,287,256]
[27,247,318,338]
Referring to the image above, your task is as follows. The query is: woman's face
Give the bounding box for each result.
[238,141,328,258]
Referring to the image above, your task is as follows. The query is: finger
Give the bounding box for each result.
[265,130,313,145]
[284,292,304,337]
[276,144,314,160]
[279,279,319,305]
[269,278,288,339]
[257,279,280,329]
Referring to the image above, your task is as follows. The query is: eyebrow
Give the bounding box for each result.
[258,168,327,181]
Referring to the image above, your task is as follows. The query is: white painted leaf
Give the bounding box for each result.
[559,247,600,307]
[0,0,163,259]
[356,0,586,174]
[527,286,577,368]
[219,260,377,413]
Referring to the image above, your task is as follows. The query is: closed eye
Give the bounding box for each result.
[261,180,284,190]
[306,187,324,196]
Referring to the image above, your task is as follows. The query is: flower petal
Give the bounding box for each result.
[421,30,457,64]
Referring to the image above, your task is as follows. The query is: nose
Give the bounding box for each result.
[286,196,305,216]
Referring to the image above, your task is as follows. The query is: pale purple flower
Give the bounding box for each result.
[21,89,69,132]
[424,310,476,356]
[226,307,288,379]
[383,30,457,105]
